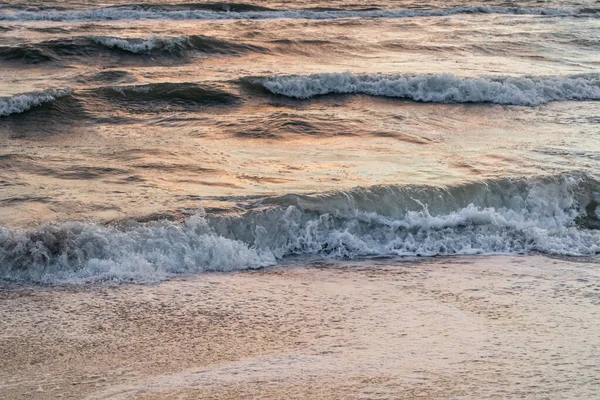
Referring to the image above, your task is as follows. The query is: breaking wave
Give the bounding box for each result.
[0,89,72,117]
[1,174,600,284]
[0,5,594,22]
[92,35,192,54]
[0,83,238,119]
[0,35,265,64]
[254,73,600,106]
[4,72,599,121]
[94,35,265,55]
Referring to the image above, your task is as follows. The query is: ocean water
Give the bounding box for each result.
[1,0,600,283]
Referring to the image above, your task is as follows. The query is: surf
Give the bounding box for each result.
[253,73,600,106]
[1,173,599,284]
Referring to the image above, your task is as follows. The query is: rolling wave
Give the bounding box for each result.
[0,83,238,119]
[255,73,600,106]
[94,35,265,55]
[78,70,136,84]
[1,174,599,283]
[109,2,275,12]
[0,35,265,64]
[0,5,594,22]
[90,82,240,105]
[4,71,599,121]
[0,89,72,117]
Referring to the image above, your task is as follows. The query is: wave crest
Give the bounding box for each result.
[0,89,72,117]
[0,35,265,64]
[91,35,187,54]
[1,174,599,284]
[256,73,600,106]
[92,35,265,55]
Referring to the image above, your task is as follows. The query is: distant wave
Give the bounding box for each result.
[0,35,265,64]
[110,2,275,12]
[1,173,600,283]
[254,73,600,106]
[0,5,594,22]
[92,35,190,54]
[95,35,265,54]
[0,89,71,117]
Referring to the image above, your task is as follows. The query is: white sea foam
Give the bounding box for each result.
[0,6,586,22]
[1,174,599,284]
[92,36,187,54]
[0,89,71,117]
[0,215,275,284]
[259,73,600,106]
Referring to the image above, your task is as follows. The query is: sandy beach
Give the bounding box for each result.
[1,255,599,399]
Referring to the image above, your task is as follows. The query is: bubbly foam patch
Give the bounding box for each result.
[1,174,599,284]
[258,73,600,106]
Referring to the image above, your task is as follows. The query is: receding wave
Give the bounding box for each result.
[0,89,72,117]
[0,35,265,64]
[0,5,595,22]
[253,73,600,106]
[1,174,600,284]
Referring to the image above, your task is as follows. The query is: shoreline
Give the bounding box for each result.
[1,255,599,399]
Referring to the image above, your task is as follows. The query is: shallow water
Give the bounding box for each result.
[1,256,599,399]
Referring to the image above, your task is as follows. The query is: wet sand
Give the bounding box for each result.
[1,255,599,399]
